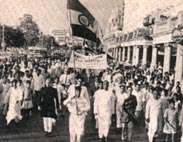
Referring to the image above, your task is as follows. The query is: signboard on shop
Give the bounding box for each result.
[172,26,183,41]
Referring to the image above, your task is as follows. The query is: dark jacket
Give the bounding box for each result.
[39,86,59,118]
[121,95,137,123]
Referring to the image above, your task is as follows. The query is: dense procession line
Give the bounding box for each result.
[0,57,183,142]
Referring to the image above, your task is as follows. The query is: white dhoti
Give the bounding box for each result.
[69,114,86,142]
[147,113,160,142]
[93,89,113,139]
[146,99,163,142]
[43,117,56,133]
[98,114,111,138]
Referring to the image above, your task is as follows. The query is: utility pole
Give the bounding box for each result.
[1,24,6,51]
[42,33,44,48]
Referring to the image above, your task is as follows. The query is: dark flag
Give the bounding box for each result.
[67,0,102,42]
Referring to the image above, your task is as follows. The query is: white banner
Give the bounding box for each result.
[0,52,12,59]
[68,51,108,70]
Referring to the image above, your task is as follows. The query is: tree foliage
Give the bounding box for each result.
[0,25,25,48]
[19,14,40,46]
[0,14,59,49]
[37,35,58,50]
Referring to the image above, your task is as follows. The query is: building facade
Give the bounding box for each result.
[103,0,125,52]
[51,29,70,46]
[107,7,183,83]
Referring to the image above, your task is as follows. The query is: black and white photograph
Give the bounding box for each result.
[0,0,183,142]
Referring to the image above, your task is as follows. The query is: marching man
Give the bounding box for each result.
[64,85,90,142]
[121,86,137,142]
[38,78,60,137]
[145,88,163,142]
[94,81,113,142]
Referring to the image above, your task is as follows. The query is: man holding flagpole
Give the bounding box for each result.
[67,1,103,142]
[64,85,90,142]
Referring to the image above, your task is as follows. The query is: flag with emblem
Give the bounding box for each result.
[67,0,101,42]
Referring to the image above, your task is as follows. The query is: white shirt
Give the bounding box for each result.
[33,74,45,91]
[59,74,71,86]
[132,89,144,111]
[94,89,113,117]
[68,85,90,103]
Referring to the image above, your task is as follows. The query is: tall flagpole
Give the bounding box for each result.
[68,8,76,74]
[67,6,78,115]
[1,25,6,51]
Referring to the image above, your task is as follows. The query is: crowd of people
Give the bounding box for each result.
[0,56,183,142]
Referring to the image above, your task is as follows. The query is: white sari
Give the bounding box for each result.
[6,87,23,125]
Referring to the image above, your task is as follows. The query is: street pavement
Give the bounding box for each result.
[0,111,181,142]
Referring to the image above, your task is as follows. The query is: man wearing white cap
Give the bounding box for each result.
[64,85,90,142]
[94,81,113,142]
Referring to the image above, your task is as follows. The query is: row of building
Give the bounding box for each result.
[103,1,183,83]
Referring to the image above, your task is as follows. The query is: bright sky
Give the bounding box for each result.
[0,0,182,34]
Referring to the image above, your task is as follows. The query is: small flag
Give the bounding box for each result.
[67,0,102,42]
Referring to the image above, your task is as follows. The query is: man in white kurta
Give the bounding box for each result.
[32,69,45,111]
[132,84,144,118]
[145,89,163,142]
[94,81,113,142]
[93,86,102,129]
[59,68,71,86]
[64,86,90,142]
[68,79,90,105]
[114,84,127,129]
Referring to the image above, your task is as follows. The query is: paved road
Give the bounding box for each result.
[0,111,181,142]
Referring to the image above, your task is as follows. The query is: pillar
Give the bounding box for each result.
[116,48,118,60]
[151,45,158,69]
[115,47,118,60]
[117,47,120,61]
[118,47,122,61]
[113,48,115,59]
[132,46,136,65]
[163,43,171,73]
[175,43,183,83]
[112,48,114,58]
[127,46,131,63]
[136,46,140,65]
[114,48,117,59]
[142,45,148,66]
[122,47,125,61]
[132,45,139,66]
[120,47,123,61]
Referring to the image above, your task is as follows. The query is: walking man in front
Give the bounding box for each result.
[145,88,163,142]
[94,81,113,142]
[38,78,60,137]
[64,85,90,142]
